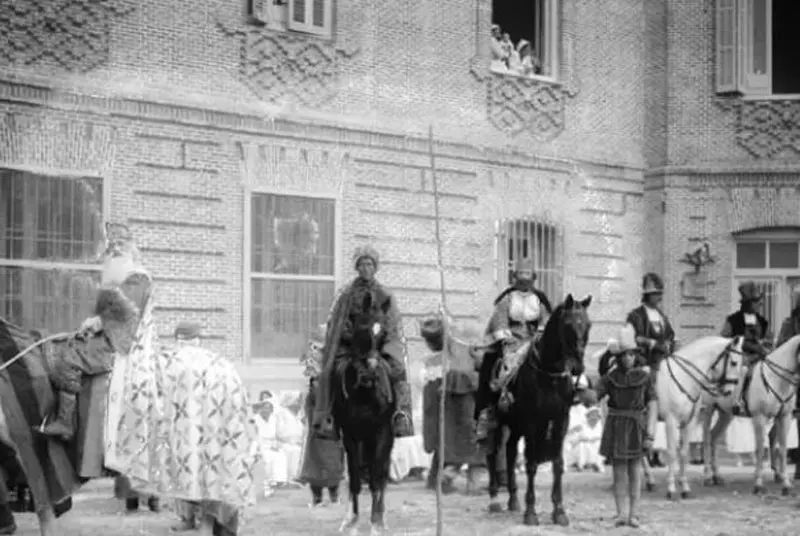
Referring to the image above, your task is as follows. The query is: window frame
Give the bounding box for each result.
[247,0,334,39]
[715,0,800,99]
[493,216,564,300]
[243,186,342,362]
[0,166,109,330]
[490,0,561,85]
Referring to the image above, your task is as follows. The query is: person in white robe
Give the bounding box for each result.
[257,394,304,496]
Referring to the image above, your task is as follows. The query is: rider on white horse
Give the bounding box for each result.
[721,282,770,416]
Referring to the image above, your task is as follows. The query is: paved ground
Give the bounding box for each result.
[10,466,800,536]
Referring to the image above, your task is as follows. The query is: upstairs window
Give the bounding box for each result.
[716,0,800,96]
[490,0,560,81]
[247,0,333,39]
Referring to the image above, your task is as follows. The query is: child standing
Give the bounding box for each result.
[594,325,658,528]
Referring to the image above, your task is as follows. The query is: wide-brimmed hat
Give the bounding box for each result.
[738,281,764,303]
[174,321,204,340]
[642,272,664,295]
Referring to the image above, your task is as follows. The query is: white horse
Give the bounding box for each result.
[701,334,800,496]
[647,336,745,500]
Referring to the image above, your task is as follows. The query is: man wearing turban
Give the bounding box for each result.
[311,246,414,441]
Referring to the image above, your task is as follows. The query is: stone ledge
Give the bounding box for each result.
[0,71,644,178]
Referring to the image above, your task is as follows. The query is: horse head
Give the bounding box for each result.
[710,335,746,398]
[541,294,593,377]
[346,293,392,408]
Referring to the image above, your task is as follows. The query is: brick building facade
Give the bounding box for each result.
[0,0,796,397]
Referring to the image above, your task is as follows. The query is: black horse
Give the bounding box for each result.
[483,294,593,526]
[333,293,395,535]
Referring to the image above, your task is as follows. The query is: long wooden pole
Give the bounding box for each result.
[428,125,449,536]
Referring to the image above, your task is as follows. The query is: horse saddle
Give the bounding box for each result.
[490,338,533,393]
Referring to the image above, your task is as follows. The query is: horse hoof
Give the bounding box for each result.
[753,485,767,496]
[488,502,503,514]
[666,491,677,501]
[681,491,692,500]
[523,512,539,526]
[703,477,714,487]
[552,510,569,526]
[507,496,520,512]
[782,486,792,497]
[339,515,359,534]
[775,474,782,484]
[713,476,725,486]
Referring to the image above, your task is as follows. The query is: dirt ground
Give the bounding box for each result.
[9,465,800,536]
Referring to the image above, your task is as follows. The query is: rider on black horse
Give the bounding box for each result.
[311,245,414,441]
[474,257,553,443]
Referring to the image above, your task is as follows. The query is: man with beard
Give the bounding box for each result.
[311,246,414,441]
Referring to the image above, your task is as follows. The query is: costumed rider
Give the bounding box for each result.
[36,222,151,442]
[721,281,770,416]
[474,257,553,442]
[311,245,414,440]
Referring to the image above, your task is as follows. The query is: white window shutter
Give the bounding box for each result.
[739,0,772,95]
[715,0,740,93]
[288,0,332,37]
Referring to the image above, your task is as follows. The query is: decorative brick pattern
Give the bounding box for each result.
[0,0,134,72]
[716,99,800,159]
[216,16,361,108]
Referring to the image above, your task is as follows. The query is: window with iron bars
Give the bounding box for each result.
[494,218,563,303]
[0,169,104,332]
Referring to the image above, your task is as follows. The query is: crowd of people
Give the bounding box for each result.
[490,24,542,78]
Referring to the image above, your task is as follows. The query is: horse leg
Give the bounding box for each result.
[369,430,392,535]
[485,447,502,513]
[550,452,568,526]
[752,416,768,495]
[641,455,655,492]
[677,426,693,499]
[521,434,538,526]
[36,506,57,536]
[706,408,730,486]
[505,431,520,513]
[340,437,361,535]
[664,416,679,500]
[774,412,793,496]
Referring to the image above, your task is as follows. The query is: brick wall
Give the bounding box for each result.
[0,0,654,393]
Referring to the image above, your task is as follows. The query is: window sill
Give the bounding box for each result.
[742,93,800,101]
[489,66,561,87]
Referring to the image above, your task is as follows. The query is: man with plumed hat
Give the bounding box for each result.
[721,281,771,416]
[311,245,414,440]
[474,256,553,442]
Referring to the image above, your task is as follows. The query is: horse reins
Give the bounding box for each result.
[756,351,800,413]
[665,341,744,404]
[0,331,75,373]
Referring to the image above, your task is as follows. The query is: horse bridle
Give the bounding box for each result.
[665,338,745,404]
[755,347,800,409]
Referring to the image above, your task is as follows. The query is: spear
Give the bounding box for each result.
[428,125,449,536]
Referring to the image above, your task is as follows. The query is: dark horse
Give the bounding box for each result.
[483,294,592,526]
[333,293,395,536]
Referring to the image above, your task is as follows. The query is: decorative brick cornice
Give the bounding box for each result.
[715,96,800,159]
[0,0,134,72]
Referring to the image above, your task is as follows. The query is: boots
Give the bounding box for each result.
[37,392,77,442]
[392,381,414,437]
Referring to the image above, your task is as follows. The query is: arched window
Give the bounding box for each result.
[733,228,800,337]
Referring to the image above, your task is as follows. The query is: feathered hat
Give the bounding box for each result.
[642,272,664,295]
[618,324,638,352]
[352,245,380,270]
[738,281,764,303]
